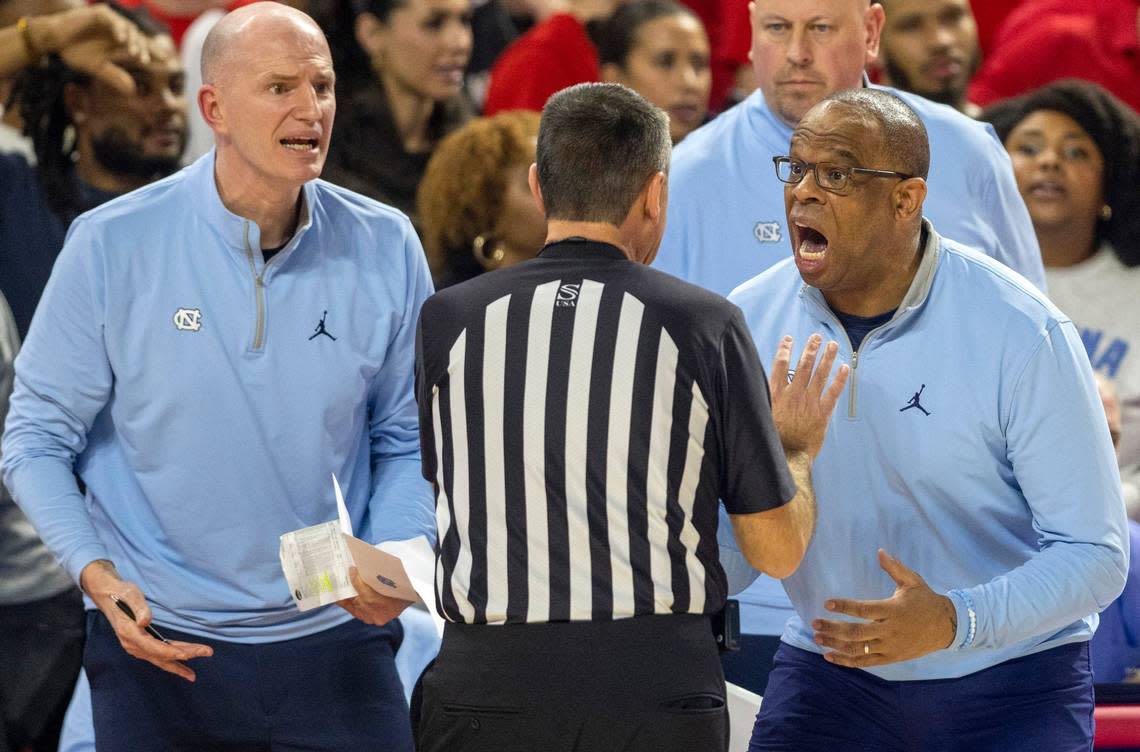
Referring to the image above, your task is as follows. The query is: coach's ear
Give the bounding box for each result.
[528,162,546,216]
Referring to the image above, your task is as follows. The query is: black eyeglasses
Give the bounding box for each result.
[773,156,914,194]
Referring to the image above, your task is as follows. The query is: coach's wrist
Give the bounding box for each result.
[945,589,976,651]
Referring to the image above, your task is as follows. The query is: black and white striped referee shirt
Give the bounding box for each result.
[415,240,795,625]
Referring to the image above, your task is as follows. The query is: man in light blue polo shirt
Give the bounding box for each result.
[658,0,1047,694]
[732,87,1126,750]
[655,0,1044,298]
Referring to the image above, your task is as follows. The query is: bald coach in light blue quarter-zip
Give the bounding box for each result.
[1,4,434,751]
[730,88,1127,752]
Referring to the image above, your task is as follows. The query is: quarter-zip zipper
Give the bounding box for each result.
[242,221,278,351]
[803,291,892,419]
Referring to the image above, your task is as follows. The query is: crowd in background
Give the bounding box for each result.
[1,0,1139,750]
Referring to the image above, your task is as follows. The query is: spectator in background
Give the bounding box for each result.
[984,80,1140,522]
[0,288,84,752]
[0,0,83,155]
[598,0,711,143]
[965,0,1018,59]
[482,0,615,115]
[970,0,1140,116]
[874,0,981,117]
[417,111,545,288]
[464,0,532,109]
[0,3,185,340]
[1089,377,1140,684]
[678,0,752,113]
[322,0,471,218]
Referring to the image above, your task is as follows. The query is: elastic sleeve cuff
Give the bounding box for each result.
[64,546,113,587]
[945,589,977,650]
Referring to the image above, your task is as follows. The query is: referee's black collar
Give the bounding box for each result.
[538,237,630,261]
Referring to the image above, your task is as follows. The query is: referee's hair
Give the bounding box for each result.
[816,88,930,180]
[536,82,671,225]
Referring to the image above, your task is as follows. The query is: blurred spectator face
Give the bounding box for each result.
[493,162,547,268]
[878,0,979,108]
[603,13,711,143]
[68,34,189,178]
[357,0,473,103]
[204,10,336,189]
[749,0,884,126]
[1004,110,1105,240]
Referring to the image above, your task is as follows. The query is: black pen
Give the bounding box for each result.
[110,594,170,643]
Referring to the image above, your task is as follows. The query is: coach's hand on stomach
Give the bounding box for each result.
[811,549,957,668]
[80,559,214,682]
[337,566,411,626]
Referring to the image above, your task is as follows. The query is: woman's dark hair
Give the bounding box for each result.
[982,79,1140,267]
[324,0,406,93]
[11,1,166,221]
[595,0,699,68]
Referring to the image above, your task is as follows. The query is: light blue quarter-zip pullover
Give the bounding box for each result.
[2,152,436,642]
[728,224,1127,680]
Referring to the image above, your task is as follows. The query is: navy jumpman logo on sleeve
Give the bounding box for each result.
[309,310,337,341]
[900,384,931,416]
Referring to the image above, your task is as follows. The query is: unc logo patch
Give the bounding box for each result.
[556,283,580,307]
[173,308,202,332]
[754,221,782,243]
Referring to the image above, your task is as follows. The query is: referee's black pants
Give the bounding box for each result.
[415,613,728,752]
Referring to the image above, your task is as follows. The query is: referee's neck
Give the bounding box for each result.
[545,220,637,261]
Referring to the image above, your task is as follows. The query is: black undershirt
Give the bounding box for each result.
[833,308,895,352]
[262,243,287,263]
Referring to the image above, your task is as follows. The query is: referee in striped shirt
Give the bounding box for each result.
[413,83,848,751]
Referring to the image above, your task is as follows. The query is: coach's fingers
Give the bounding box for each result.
[769,335,794,395]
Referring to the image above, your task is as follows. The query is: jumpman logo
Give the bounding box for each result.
[899,384,931,416]
[308,310,337,341]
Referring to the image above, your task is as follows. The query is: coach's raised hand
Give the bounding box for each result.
[768,334,849,458]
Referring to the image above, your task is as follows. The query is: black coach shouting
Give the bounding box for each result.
[413,82,848,751]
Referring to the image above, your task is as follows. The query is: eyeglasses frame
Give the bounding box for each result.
[772,156,915,195]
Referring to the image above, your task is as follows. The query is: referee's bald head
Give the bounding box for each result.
[535,83,671,226]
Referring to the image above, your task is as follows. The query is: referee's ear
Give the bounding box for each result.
[643,170,667,225]
[527,163,546,216]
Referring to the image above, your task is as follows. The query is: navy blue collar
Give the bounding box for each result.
[538,238,630,261]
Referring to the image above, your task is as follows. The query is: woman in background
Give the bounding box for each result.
[597,0,710,143]
[322,0,472,218]
[417,111,545,288]
[984,79,1140,521]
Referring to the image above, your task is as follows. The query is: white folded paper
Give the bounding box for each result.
[279,474,443,636]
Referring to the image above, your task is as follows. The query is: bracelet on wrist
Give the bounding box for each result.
[16,16,42,64]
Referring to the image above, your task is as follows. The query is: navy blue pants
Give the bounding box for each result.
[751,642,1095,752]
[84,611,411,751]
[720,633,783,696]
